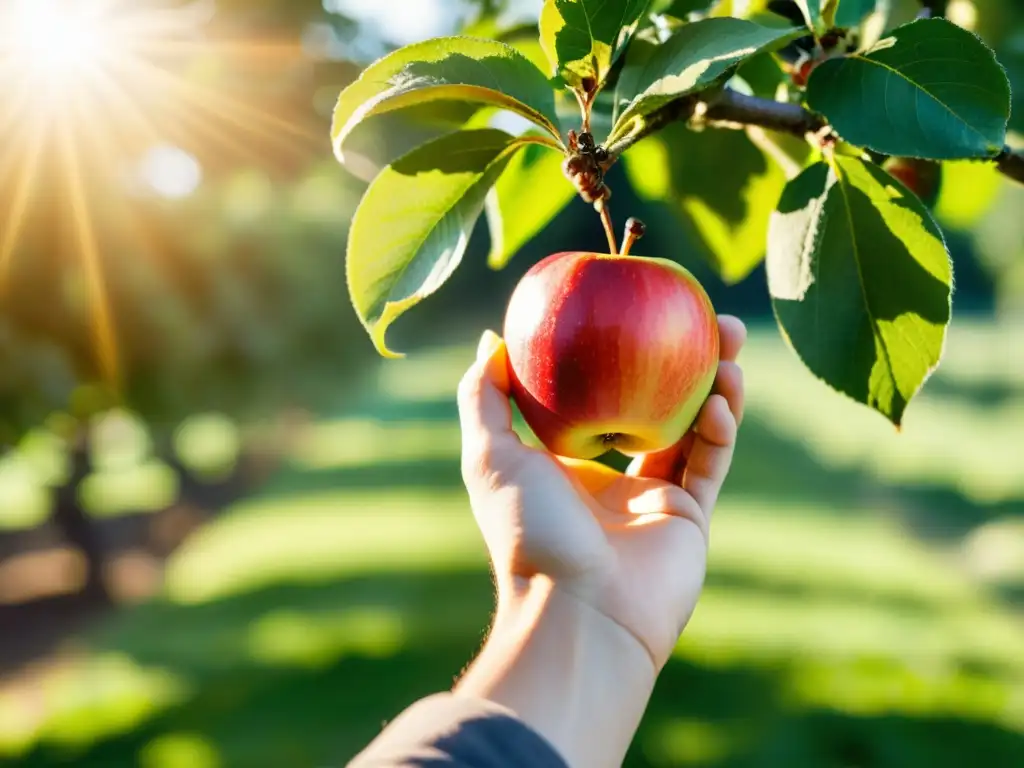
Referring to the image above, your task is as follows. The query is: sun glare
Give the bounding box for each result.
[7,0,111,84]
[0,0,323,390]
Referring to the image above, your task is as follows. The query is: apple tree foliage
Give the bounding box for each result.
[334,0,1021,428]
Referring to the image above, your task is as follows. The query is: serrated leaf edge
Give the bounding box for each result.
[331,35,565,165]
[347,132,545,358]
[608,21,802,146]
[770,155,954,429]
[809,18,1012,160]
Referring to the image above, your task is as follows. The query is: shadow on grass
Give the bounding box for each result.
[362,398,461,424]
[925,375,1022,409]
[263,393,1022,545]
[700,569,941,617]
[994,583,1024,609]
[10,364,1022,767]
[8,569,1024,768]
[258,458,465,499]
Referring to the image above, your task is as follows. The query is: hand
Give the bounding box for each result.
[452,316,746,767]
[457,315,747,670]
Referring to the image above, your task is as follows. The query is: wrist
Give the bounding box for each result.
[455,574,657,768]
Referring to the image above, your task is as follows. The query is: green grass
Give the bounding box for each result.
[2,318,1024,767]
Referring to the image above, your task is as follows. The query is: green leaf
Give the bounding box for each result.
[332,36,563,172]
[834,0,877,28]
[735,49,788,99]
[338,102,482,182]
[806,19,1011,160]
[820,0,839,28]
[759,0,878,38]
[347,129,534,357]
[856,0,890,50]
[706,0,776,20]
[462,15,554,74]
[500,32,552,75]
[766,155,952,426]
[485,142,575,269]
[654,0,715,16]
[609,19,801,144]
[624,122,788,283]
[793,0,820,31]
[539,0,652,88]
[1005,43,1024,134]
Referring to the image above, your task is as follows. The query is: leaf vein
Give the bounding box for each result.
[831,158,901,405]
[851,55,995,147]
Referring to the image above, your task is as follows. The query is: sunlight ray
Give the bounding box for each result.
[102,57,271,161]
[70,100,136,195]
[57,119,121,388]
[121,55,325,151]
[0,0,328,392]
[143,39,309,62]
[0,125,48,291]
[88,66,168,149]
[123,76,276,166]
[0,81,36,143]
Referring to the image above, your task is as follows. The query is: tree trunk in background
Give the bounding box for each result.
[50,431,111,605]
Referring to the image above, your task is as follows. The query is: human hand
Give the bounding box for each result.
[453,315,746,767]
[457,315,747,670]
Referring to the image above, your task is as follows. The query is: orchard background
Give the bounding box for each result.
[1,0,1024,766]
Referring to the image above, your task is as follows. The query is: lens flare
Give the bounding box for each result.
[7,0,110,87]
[0,0,323,389]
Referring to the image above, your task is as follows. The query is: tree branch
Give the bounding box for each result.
[606,87,1024,187]
[996,147,1024,185]
[605,88,827,160]
[604,95,701,157]
[703,88,828,136]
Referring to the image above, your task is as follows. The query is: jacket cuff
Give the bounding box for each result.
[348,692,570,767]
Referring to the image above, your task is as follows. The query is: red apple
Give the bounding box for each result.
[791,58,819,88]
[882,157,942,208]
[503,251,720,460]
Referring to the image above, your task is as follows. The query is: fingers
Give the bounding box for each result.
[714,361,745,427]
[628,391,739,519]
[681,394,738,518]
[626,432,694,482]
[625,482,709,541]
[457,331,525,479]
[713,315,746,427]
[716,315,749,430]
[628,314,746,483]
[718,315,747,363]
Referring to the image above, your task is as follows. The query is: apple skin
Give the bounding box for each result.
[882,157,942,209]
[503,251,720,460]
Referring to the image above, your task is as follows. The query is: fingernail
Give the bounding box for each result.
[477,329,502,362]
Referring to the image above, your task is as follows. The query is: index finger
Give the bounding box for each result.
[718,315,746,363]
[456,330,521,452]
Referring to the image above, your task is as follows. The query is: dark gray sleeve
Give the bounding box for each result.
[348,693,570,768]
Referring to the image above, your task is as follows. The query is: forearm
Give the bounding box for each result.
[455,575,657,768]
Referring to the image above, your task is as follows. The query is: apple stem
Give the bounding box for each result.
[596,199,618,255]
[620,218,646,257]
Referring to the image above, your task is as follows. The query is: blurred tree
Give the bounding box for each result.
[0,0,369,595]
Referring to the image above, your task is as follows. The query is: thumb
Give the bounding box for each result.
[457,330,525,472]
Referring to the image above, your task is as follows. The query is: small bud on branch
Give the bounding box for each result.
[996,147,1024,185]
